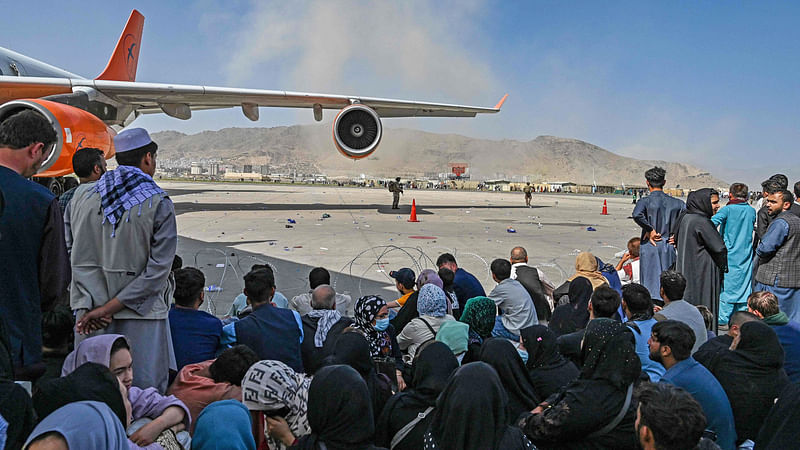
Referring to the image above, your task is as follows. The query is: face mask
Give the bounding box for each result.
[374,318,390,331]
[517,348,529,364]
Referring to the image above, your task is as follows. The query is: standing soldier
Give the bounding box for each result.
[523,182,533,207]
[389,176,403,209]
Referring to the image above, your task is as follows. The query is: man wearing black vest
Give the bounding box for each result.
[0,110,70,381]
[221,268,305,372]
[755,189,800,323]
[300,284,352,375]
[509,246,552,323]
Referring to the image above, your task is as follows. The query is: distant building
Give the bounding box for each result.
[243,164,253,173]
[190,162,203,175]
[209,163,220,176]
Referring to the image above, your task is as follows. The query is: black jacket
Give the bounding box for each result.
[515,265,551,322]
[300,314,353,375]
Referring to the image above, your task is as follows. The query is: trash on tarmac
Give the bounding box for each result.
[322,213,331,219]
[587,226,597,231]
[285,225,294,229]
[507,227,516,233]
[215,264,225,268]
[205,285,223,292]
[287,219,296,224]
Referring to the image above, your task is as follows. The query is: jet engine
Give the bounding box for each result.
[0,99,115,179]
[332,104,382,159]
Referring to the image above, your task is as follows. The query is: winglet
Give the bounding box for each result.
[96,10,144,82]
[493,94,509,110]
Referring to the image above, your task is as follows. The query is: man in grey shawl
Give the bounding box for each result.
[65,128,177,392]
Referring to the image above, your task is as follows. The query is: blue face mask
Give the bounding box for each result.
[374,318,390,332]
[517,348,529,364]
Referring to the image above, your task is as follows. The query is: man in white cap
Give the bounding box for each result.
[65,128,177,392]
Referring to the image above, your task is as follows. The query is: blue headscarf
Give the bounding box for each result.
[193,400,256,450]
[24,401,128,450]
[417,284,448,318]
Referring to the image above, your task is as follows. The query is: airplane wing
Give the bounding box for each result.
[0,75,506,121]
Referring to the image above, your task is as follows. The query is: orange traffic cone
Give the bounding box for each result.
[601,199,609,215]
[408,199,420,222]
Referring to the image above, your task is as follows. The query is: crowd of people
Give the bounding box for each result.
[1,110,799,449]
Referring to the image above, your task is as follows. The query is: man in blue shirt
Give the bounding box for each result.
[436,253,486,303]
[221,268,304,372]
[621,283,665,382]
[168,267,223,371]
[649,320,737,450]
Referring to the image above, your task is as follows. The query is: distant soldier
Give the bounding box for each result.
[523,182,533,207]
[388,176,403,209]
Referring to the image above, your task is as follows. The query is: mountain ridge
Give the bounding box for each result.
[151,125,726,189]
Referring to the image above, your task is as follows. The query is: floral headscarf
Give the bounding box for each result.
[459,296,497,339]
[417,284,448,318]
[354,295,392,357]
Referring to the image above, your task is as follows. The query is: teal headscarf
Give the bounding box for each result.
[193,400,256,450]
[459,296,496,339]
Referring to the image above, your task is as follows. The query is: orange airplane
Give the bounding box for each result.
[0,10,506,194]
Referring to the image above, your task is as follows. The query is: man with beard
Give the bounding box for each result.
[754,189,800,322]
[0,110,70,381]
[66,128,177,392]
[649,320,736,450]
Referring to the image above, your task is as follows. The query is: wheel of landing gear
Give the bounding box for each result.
[36,177,64,196]
[62,177,79,192]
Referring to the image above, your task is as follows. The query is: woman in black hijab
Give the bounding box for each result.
[549,277,592,337]
[0,380,36,450]
[330,332,393,423]
[519,325,580,400]
[376,342,459,450]
[33,362,128,428]
[519,318,640,449]
[424,362,534,450]
[697,320,788,443]
[294,364,384,450]
[479,338,540,421]
[756,381,800,449]
[672,188,727,331]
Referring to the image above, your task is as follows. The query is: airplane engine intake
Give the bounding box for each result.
[333,104,382,159]
[0,99,115,177]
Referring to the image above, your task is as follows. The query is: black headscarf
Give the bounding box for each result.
[478,339,540,420]
[331,331,392,422]
[520,325,563,370]
[580,319,641,390]
[296,364,376,450]
[0,380,36,450]
[672,188,718,242]
[33,362,128,428]
[375,342,459,450]
[428,362,512,450]
[519,326,580,400]
[549,277,592,336]
[756,382,800,449]
[410,341,460,406]
[705,320,788,440]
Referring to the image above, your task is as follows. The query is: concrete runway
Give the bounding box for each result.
[166,181,645,316]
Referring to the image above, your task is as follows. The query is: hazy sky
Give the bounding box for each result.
[3,1,799,186]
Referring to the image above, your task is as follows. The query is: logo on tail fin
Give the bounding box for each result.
[122,33,138,80]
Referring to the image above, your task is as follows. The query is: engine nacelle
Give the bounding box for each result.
[332,104,382,159]
[0,99,116,177]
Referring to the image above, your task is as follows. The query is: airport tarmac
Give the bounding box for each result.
[167,181,645,316]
